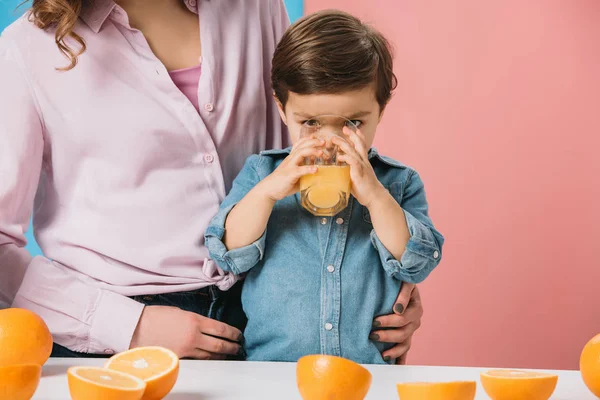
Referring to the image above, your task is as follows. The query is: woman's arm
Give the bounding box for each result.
[0,38,45,307]
[0,38,147,354]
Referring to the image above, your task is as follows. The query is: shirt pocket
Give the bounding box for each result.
[362,181,404,224]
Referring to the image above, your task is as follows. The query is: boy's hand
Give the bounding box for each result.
[333,128,386,208]
[257,137,324,202]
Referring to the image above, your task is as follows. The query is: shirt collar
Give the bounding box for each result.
[80,0,116,33]
[259,147,407,169]
[80,0,199,33]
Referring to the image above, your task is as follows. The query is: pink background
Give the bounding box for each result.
[306,0,600,369]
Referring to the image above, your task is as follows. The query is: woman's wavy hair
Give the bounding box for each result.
[28,0,85,70]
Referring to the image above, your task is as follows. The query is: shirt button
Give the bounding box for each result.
[327,265,335,273]
[324,323,333,331]
[104,349,115,355]
[204,103,214,112]
[320,218,328,225]
[204,154,214,163]
[433,250,440,259]
[336,217,344,225]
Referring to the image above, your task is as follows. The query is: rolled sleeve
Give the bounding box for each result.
[205,203,266,275]
[371,169,444,283]
[205,155,265,275]
[371,209,442,283]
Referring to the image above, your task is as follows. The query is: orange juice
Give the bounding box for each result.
[300,165,351,216]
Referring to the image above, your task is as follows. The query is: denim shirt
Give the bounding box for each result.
[205,148,444,364]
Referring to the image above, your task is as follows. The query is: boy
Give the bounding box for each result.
[205,10,443,364]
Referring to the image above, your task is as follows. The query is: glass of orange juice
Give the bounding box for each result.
[299,115,356,216]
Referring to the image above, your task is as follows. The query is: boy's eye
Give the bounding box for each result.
[304,119,320,127]
[346,120,362,128]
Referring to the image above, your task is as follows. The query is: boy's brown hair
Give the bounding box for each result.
[272,10,397,111]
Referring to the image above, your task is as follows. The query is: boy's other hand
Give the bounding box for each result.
[370,284,423,364]
[258,137,324,202]
[333,128,386,208]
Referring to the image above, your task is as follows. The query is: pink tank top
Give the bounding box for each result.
[169,64,202,113]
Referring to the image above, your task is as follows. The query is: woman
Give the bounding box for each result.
[0,0,421,363]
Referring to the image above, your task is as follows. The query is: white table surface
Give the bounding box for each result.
[34,359,594,400]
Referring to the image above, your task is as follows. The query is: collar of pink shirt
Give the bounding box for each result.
[80,0,199,33]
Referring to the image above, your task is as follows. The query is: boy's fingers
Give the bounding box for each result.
[332,136,362,161]
[294,165,318,178]
[342,126,368,159]
[291,147,323,165]
[292,137,324,153]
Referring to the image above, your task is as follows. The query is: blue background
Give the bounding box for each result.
[0,0,303,257]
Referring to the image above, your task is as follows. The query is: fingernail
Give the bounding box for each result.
[238,333,244,342]
[383,356,391,362]
[372,320,381,328]
[369,333,380,341]
[395,303,404,314]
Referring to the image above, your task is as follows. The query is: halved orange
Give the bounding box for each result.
[105,346,179,400]
[0,364,41,400]
[480,369,558,400]
[297,354,372,400]
[68,366,146,400]
[580,333,600,397]
[396,381,476,400]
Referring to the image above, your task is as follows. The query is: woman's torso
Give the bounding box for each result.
[0,0,289,295]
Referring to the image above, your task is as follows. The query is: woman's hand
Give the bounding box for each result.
[371,284,423,364]
[130,306,243,359]
[257,137,324,202]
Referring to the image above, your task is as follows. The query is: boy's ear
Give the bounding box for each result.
[274,93,288,125]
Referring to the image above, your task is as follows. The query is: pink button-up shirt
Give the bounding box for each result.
[0,0,290,353]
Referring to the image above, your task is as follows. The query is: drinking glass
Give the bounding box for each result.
[298,115,356,216]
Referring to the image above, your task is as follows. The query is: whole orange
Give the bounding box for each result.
[0,364,41,400]
[0,308,53,366]
[581,333,600,397]
[297,355,372,400]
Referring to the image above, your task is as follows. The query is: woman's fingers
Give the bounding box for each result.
[382,338,412,363]
[196,314,243,343]
[194,332,242,356]
[397,352,408,365]
[393,283,416,315]
[186,348,227,360]
[370,324,414,344]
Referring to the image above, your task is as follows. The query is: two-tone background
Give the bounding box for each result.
[2,0,599,371]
